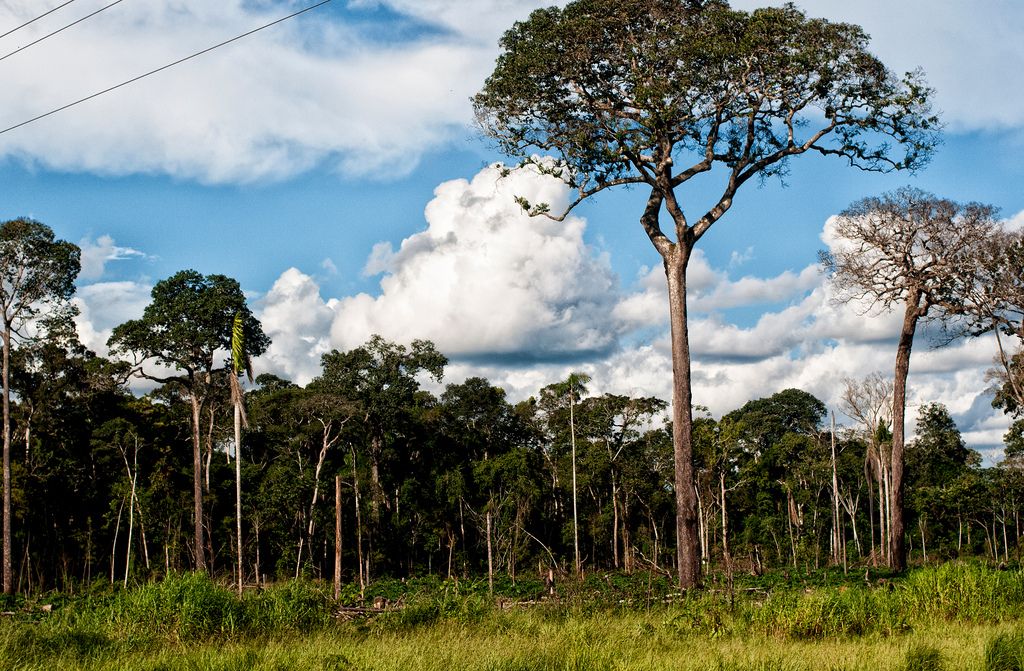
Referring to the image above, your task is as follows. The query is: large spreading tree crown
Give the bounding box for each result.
[474,0,939,236]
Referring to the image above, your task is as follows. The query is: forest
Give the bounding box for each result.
[1,231,1022,599]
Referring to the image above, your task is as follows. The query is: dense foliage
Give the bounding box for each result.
[3,310,1023,596]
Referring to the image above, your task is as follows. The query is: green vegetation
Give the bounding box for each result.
[3,564,1024,670]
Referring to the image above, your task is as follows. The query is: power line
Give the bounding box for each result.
[0,0,125,64]
[0,0,334,137]
[0,0,80,41]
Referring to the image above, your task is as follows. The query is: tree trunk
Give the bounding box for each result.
[720,472,730,570]
[486,505,494,596]
[664,248,700,588]
[570,385,580,576]
[369,434,383,523]
[125,470,136,588]
[298,431,333,579]
[830,414,841,565]
[2,324,12,594]
[878,477,887,566]
[334,475,342,600]
[189,392,207,572]
[919,517,927,564]
[611,474,619,569]
[234,403,243,594]
[890,297,921,572]
[352,448,364,597]
[111,496,124,583]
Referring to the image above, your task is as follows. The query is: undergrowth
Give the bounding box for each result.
[0,561,1022,669]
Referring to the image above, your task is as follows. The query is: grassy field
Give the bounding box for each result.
[2,563,1024,670]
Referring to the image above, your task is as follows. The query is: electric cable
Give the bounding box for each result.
[0,0,125,64]
[0,0,79,41]
[0,0,333,136]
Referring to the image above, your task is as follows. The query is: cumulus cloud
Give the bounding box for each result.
[255,267,336,384]
[328,163,621,358]
[72,280,152,355]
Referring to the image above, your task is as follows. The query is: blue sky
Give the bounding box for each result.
[1,0,1022,457]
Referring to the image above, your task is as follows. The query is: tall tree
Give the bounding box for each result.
[475,0,938,588]
[108,271,269,573]
[229,313,253,593]
[822,189,998,570]
[562,372,590,576]
[0,218,79,594]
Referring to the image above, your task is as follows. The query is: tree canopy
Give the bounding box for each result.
[474,0,938,226]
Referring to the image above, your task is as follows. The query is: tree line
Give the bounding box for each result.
[0,216,1022,597]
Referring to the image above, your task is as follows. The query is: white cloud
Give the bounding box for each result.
[320,258,339,275]
[4,0,1018,184]
[328,163,621,357]
[72,280,152,355]
[255,267,336,384]
[0,1,494,182]
[78,235,151,280]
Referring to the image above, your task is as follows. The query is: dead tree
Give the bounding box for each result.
[823,187,998,570]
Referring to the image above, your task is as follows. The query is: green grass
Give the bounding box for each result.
[2,563,1023,670]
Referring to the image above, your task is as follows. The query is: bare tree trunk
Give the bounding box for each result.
[612,474,620,569]
[334,475,342,600]
[254,518,261,588]
[879,475,888,565]
[786,488,798,568]
[867,477,876,566]
[1003,506,1009,562]
[830,414,841,565]
[2,325,12,594]
[125,470,136,588]
[234,403,243,594]
[189,392,206,572]
[890,298,921,571]
[352,448,364,597]
[665,248,700,588]
[570,386,580,576]
[919,517,927,564]
[720,472,730,569]
[695,484,706,567]
[486,506,494,596]
[204,405,215,493]
[111,496,124,583]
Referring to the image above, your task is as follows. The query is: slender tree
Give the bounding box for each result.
[229,313,253,594]
[0,218,79,595]
[565,372,590,576]
[475,0,938,588]
[108,271,269,573]
[822,188,998,570]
